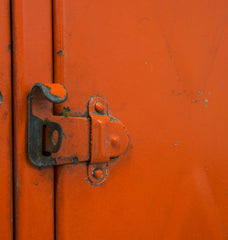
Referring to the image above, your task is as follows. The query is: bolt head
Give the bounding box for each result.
[92,168,104,180]
[95,102,104,113]
[111,135,119,146]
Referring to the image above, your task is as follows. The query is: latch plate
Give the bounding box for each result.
[28,83,129,185]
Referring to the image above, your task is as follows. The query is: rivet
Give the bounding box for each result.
[111,135,119,146]
[92,168,104,180]
[95,102,104,113]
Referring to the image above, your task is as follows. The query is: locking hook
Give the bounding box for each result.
[28,83,68,167]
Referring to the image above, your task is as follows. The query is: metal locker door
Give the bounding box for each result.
[50,1,228,239]
[10,0,228,239]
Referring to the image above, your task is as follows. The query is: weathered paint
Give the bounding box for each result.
[43,83,67,99]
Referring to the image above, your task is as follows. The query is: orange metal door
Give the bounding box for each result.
[10,0,228,240]
[0,0,13,239]
[53,1,228,240]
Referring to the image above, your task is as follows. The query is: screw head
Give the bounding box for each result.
[111,135,119,146]
[95,102,104,113]
[92,168,104,180]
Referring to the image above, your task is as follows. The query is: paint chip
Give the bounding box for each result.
[61,106,71,117]
[145,61,148,65]
[57,50,64,55]
[174,141,178,146]
[0,92,3,103]
[204,98,208,103]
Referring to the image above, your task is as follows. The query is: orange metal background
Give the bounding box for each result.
[0,0,12,239]
[53,0,228,239]
[12,0,54,239]
[8,0,228,239]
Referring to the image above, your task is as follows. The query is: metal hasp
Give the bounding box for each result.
[28,83,129,185]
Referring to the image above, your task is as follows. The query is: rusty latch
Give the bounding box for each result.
[28,83,129,185]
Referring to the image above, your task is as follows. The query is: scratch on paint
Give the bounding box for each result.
[57,50,64,55]
[191,99,201,103]
[172,89,186,96]
[0,92,3,103]
[166,41,182,82]
[156,19,182,82]
[204,21,227,86]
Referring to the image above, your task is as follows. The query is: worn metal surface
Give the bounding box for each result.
[28,83,67,167]
[53,0,228,239]
[0,0,13,238]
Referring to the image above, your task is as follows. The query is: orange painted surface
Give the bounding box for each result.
[53,0,228,239]
[0,0,13,239]
[43,83,67,99]
[12,0,54,239]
